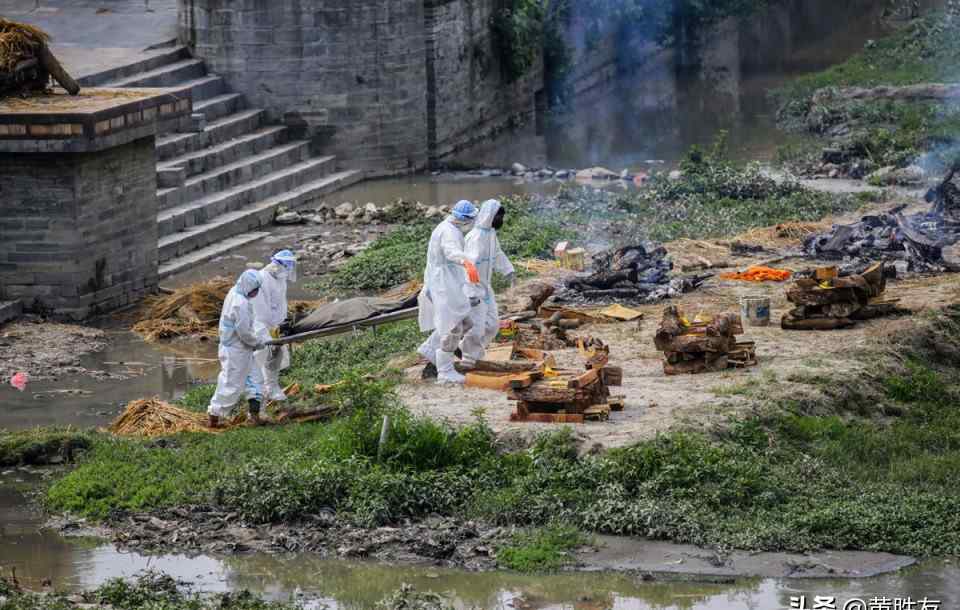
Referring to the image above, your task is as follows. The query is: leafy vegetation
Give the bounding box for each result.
[607,135,861,241]
[0,429,90,467]
[314,197,571,293]
[772,10,960,171]
[497,524,587,571]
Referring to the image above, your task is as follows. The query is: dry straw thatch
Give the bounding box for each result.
[0,18,49,72]
[109,398,216,437]
[133,278,232,342]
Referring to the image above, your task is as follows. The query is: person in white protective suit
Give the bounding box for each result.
[460,199,515,363]
[207,270,270,428]
[248,250,297,403]
[417,200,482,384]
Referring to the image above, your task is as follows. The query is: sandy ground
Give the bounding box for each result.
[399,252,960,450]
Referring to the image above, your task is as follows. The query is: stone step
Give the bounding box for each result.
[158,156,337,238]
[158,232,270,280]
[104,58,207,88]
[156,109,265,161]
[158,126,287,180]
[194,93,243,122]
[160,75,227,104]
[77,46,190,87]
[158,170,363,263]
[157,140,313,210]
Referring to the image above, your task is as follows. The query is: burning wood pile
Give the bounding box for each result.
[556,243,709,304]
[0,18,79,97]
[654,307,757,375]
[781,263,907,330]
[804,169,960,272]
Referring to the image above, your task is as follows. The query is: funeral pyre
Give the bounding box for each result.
[803,169,960,273]
[654,307,757,375]
[782,263,909,331]
[555,243,710,304]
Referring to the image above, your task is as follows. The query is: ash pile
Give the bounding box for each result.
[554,243,710,304]
[803,169,960,273]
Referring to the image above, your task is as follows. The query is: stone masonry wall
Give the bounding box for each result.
[180,0,542,174]
[0,137,158,319]
[181,0,429,176]
[426,0,542,166]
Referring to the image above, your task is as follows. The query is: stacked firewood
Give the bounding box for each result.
[781,263,904,330]
[655,306,757,375]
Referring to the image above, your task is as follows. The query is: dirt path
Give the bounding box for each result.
[399,265,960,450]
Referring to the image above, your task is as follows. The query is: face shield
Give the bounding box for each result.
[271,250,298,283]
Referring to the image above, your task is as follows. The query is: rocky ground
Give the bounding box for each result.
[53,508,504,571]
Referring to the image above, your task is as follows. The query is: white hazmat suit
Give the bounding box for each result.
[460,200,515,363]
[208,271,269,418]
[248,255,294,402]
[417,214,480,384]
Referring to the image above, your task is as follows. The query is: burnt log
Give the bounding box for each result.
[781,316,855,331]
[504,282,554,314]
[568,269,637,291]
[705,313,743,337]
[657,334,737,354]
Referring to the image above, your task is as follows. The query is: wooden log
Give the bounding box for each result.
[456,359,540,374]
[38,43,80,95]
[583,404,610,421]
[781,316,855,331]
[466,372,534,392]
[601,366,623,387]
[511,411,585,424]
[786,287,863,307]
[657,334,736,354]
[558,319,583,330]
[568,368,600,389]
[504,282,555,315]
[663,354,728,375]
[705,312,743,337]
[585,352,609,370]
[654,305,685,350]
[608,396,625,411]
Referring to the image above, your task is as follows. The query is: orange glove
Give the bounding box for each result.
[463,260,480,284]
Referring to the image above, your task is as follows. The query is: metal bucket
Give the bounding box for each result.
[740,296,771,327]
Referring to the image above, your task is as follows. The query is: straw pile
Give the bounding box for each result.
[735,222,829,248]
[133,278,232,342]
[109,398,213,437]
[0,18,49,72]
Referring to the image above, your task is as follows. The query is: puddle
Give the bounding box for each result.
[1,472,958,609]
[0,331,217,431]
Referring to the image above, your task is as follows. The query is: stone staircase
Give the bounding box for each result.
[78,47,363,279]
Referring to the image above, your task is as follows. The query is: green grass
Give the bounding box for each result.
[311,197,573,293]
[771,11,960,170]
[0,429,91,467]
[496,524,587,572]
[609,137,861,241]
[772,12,960,113]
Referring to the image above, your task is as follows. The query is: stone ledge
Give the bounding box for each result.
[0,88,192,153]
[0,300,23,325]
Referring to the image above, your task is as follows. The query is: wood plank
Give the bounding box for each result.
[568,367,600,389]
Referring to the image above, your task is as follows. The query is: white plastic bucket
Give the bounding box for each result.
[740,296,771,327]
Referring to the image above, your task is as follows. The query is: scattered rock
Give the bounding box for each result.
[554,169,571,179]
[335,202,355,219]
[577,167,619,180]
[537,169,554,178]
[511,162,527,175]
[668,170,683,181]
[274,211,304,225]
